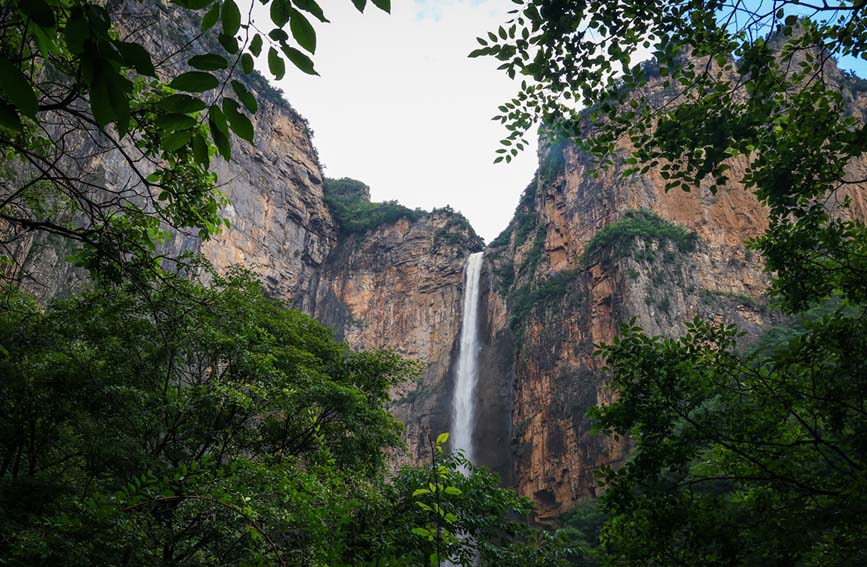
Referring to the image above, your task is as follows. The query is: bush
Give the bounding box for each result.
[508,270,578,340]
[582,209,698,265]
[323,177,425,235]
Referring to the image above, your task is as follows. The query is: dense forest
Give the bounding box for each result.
[2,0,867,565]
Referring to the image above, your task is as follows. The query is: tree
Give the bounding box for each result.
[0,0,390,285]
[474,1,867,564]
[0,266,577,565]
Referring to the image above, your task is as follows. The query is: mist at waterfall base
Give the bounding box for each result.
[451,252,484,468]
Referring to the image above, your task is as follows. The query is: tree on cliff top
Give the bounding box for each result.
[0,0,390,287]
[475,1,867,564]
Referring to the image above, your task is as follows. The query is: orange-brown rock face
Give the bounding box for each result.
[482,139,787,521]
[311,212,483,467]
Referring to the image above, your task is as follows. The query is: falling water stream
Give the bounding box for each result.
[451,251,484,465]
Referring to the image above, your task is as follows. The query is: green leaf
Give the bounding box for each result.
[290,8,316,54]
[271,0,291,27]
[221,0,241,37]
[222,98,254,142]
[436,432,449,445]
[269,29,289,42]
[158,94,206,114]
[231,80,258,113]
[0,100,22,131]
[19,0,56,28]
[191,132,210,165]
[281,45,317,75]
[219,33,239,54]
[156,113,198,131]
[249,34,263,57]
[241,53,254,74]
[0,57,38,117]
[162,130,191,151]
[201,1,220,31]
[294,0,328,23]
[64,14,90,54]
[208,105,231,159]
[412,488,431,497]
[351,0,367,12]
[268,47,285,79]
[411,527,431,538]
[169,72,218,92]
[116,41,156,76]
[371,0,390,13]
[189,54,229,70]
[444,486,462,496]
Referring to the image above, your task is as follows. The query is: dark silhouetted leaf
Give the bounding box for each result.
[249,34,263,56]
[201,2,220,31]
[219,33,239,54]
[156,113,198,131]
[221,0,240,37]
[294,0,328,23]
[189,54,229,70]
[191,132,209,165]
[289,8,316,53]
[158,94,206,114]
[241,53,254,74]
[281,45,316,75]
[162,130,191,151]
[0,57,38,117]
[271,0,291,27]
[268,47,285,79]
[116,41,156,76]
[222,98,254,142]
[371,0,390,13]
[0,101,22,131]
[169,71,218,92]
[231,80,258,113]
[351,0,366,12]
[19,0,56,28]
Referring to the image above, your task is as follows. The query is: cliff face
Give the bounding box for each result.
[311,213,483,467]
[478,71,867,518]
[16,3,867,526]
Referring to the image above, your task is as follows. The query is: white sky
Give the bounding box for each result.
[250,0,538,242]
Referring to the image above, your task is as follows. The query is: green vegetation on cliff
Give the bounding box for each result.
[323,177,426,235]
[582,210,698,265]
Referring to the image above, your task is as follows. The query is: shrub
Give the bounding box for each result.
[582,209,698,265]
[323,177,425,235]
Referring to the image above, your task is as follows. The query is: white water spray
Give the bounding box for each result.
[451,252,484,465]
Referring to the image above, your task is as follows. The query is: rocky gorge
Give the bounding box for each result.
[9,2,867,525]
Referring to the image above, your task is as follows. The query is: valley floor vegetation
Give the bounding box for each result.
[0,263,579,566]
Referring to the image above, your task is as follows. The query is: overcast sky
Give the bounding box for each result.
[251,0,537,242]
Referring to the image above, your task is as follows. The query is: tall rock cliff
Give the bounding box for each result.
[13,3,867,527]
[473,62,867,521]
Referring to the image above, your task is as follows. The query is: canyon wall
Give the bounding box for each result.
[12,4,867,526]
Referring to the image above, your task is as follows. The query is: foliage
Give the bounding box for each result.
[323,176,426,235]
[0,267,412,564]
[0,0,390,285]
[592,313,867,565]
[434,212,484,251]
[347,433,581,567]
[582,210,698,265]
[512,181,540,246]
[509,269,577,340]
[0,267,575,564]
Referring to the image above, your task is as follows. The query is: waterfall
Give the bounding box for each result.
[451,251,484,465]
